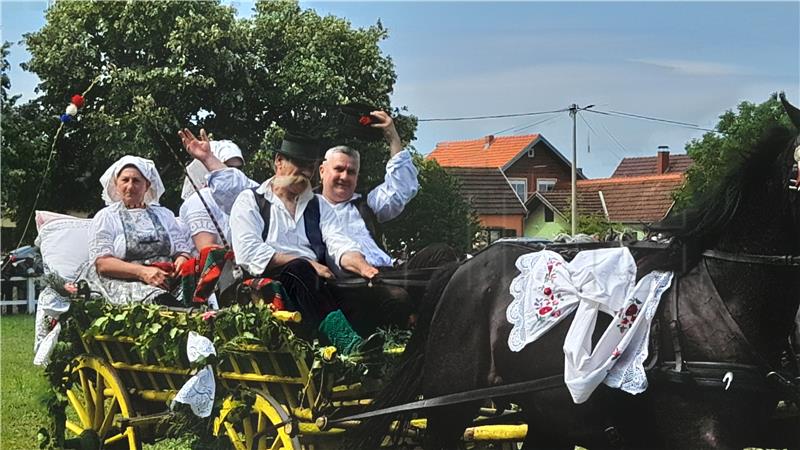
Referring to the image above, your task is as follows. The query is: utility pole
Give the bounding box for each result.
[568,103,594,236]
[569,104,578,235]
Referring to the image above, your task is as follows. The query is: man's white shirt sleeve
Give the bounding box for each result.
[366,150,419,223]
[208,168,259,215]
[229,188,275,276]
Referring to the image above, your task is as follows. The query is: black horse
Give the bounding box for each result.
[355,94,800,450]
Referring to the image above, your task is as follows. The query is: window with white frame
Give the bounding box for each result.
[508,178,527,202]
[537,178,557,192]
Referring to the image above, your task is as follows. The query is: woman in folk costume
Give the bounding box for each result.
[84,155,193,305]
[178,130,244,250]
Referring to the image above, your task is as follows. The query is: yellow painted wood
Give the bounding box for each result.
[64,356,139,450]
[135,389,176,402]
[463,424,528,441]
[273,310,302,323]
[110,361,191,376]
[217,371,305,384]
[297,422,346,435]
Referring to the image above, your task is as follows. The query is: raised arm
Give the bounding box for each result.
[178,128,226,172]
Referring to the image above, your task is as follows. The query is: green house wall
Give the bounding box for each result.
[524,206,649,239]
[524,206,568,239]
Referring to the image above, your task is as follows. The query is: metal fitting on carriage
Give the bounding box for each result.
[723,371,734,390]
[315,416,329,431]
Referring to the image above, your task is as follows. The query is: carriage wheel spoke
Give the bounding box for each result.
[103,428,127,445]
[99,397,119,437]
[257,412,266,433]
[269,436,282,450]
[78,369,95,421]
[223,422,247,450]
[65,419,84,436]
[66,389,92,429]
[93,373,105,428]
[243,416,254,450]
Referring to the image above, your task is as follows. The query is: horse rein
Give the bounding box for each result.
[702,249,800,267]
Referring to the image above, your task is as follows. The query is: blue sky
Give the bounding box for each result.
[3,1,799,178]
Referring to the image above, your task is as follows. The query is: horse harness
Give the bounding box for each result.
[651,249,800,401]
[322,246,800,428]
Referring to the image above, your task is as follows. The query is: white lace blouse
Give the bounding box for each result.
[88,202,193,263]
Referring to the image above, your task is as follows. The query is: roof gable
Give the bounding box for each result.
[529,173,685,223]
[444,167,527,215]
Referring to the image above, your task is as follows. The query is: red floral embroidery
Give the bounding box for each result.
[543,287,552,296]
[358,115,372,126]
[538,306,553,316]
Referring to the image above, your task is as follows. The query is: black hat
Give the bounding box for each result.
[337,102,384,142]
[275,132,322,162]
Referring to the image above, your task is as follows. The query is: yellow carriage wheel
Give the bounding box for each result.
[216,394,302,450]
[64,355,139,450]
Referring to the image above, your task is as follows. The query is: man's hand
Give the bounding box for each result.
[309,260,335,279]
[359,265,379,280]
[340,251,379,280]
[370,110,403,156]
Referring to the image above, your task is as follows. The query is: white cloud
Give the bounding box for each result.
[629,58,751,77]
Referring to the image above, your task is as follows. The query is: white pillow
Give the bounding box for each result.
[35,211,91,281]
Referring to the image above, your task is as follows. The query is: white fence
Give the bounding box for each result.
[1,277,39,313]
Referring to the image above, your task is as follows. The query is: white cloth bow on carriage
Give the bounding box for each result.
[506,247,673,403]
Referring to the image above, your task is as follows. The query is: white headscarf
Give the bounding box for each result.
[100,155,165,206]
[181,140,244,200]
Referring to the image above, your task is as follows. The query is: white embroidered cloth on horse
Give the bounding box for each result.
[172,331,217,417]
[506,247,673,403]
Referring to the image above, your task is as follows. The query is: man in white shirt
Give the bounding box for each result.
[229,133,381,355]
[318,110,458,334]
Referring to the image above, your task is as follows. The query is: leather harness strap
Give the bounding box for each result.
[702,249,800,267]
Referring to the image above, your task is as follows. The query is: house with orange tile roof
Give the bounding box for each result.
[612,147,693,177]
[427,134,584,240]
[525,158,689,238]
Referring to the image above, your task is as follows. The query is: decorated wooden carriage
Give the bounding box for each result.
[46,285,529,450]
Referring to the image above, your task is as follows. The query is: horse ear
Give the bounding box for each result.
[779,92,800,130]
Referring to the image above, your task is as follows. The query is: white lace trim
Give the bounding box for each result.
[172,331,217,418]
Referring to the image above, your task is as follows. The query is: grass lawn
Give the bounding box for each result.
[1,313,51,450]
[0,314,194,450]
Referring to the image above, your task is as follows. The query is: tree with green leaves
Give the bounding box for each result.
[382,154,481,255]
[674,93,793,209]
[4,0,477,255]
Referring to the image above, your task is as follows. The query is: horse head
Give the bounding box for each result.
[661,93,800,261]
[780,92,800,243]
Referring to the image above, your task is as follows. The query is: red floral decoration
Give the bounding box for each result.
[358,115,372,126]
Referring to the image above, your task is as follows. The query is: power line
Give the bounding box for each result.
[492,113,562,135]
[418,108,569,122]
[586,108,718,133]
[578,112,624,161]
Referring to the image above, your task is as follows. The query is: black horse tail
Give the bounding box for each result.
[346,261,461,450]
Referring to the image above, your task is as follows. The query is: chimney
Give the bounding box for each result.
[483,134,495,150]
[656,145,670,174]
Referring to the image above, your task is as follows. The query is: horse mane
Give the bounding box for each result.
[654,123,795,252]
